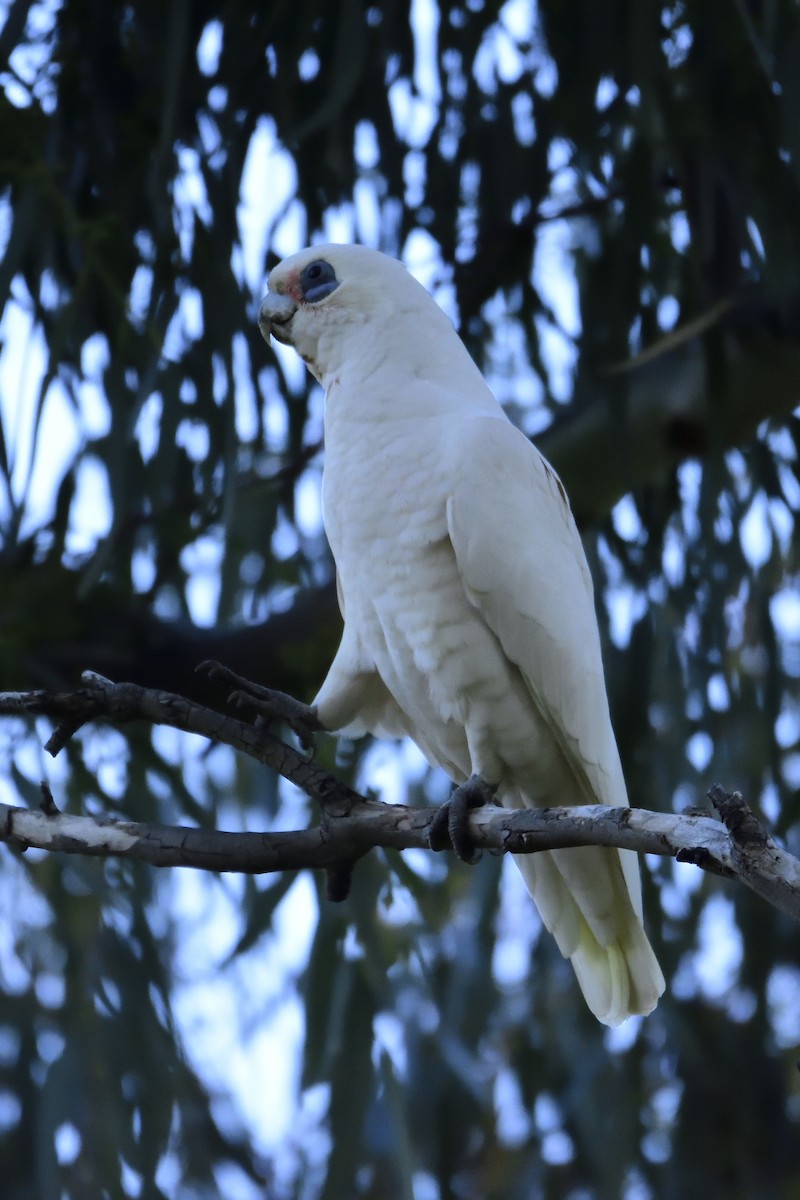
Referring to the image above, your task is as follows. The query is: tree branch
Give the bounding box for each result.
[539,304,800,526]
[1,675,798,919]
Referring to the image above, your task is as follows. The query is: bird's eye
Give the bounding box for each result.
[300,259,339,304]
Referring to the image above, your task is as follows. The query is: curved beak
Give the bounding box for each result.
[258,291,297,344]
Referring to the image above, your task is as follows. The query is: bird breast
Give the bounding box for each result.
[320,413,564,791]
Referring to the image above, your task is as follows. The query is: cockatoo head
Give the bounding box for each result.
[258,244,454,386]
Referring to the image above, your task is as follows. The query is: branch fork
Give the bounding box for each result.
[0,674,798,919]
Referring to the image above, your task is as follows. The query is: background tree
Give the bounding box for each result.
[1,0,800,1196]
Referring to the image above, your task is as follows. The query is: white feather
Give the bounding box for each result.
[264,244,665,1025]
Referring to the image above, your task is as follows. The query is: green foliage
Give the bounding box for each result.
[2,0,800,1196]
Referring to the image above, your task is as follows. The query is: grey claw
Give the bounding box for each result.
[197,661,321,749]
[428,774,496,863]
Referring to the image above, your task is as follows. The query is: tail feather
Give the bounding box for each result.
[513,846,665,1026]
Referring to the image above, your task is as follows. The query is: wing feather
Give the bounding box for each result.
[445,416,625,810]
[445,417,665,1022]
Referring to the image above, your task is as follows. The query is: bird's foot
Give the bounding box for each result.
[197,660,322,750]
[428,774,497,863]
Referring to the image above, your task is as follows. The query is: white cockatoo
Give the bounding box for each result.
[255,243,665,1026]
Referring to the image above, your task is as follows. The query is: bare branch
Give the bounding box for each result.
[0,672,360,809]
[1,678,799,919]
[707,784,800,921]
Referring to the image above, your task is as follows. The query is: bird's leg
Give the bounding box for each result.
[197,660,323,750]
[428,774,498,863]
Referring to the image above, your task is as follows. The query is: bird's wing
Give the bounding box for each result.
[445,416,665,1024]
[445,414,625,810]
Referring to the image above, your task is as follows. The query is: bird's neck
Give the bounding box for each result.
[319,320,501,424]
